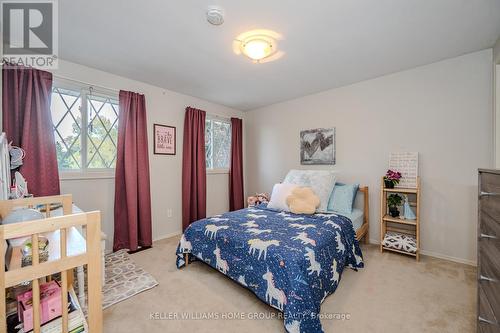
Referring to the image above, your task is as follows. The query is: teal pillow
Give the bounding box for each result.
[327,183,359,214]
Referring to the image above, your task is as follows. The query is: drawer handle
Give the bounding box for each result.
[481,233,498,239]
[480,275,499,283]
[479,316,499,326]
[480,191,500,197]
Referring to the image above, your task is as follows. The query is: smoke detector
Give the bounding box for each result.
[207,6,224,26]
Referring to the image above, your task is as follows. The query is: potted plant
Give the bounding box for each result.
[384,169,402,188]
[387,193,403,217]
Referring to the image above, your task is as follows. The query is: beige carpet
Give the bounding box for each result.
[103,236,476,333]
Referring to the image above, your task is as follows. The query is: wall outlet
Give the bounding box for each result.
[167,208,173,218]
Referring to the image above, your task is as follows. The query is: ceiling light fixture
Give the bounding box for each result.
[233,29,284,64]
[238,35,277,62]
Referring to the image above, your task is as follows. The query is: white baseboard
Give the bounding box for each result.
[419,249,476,266]
[153,231,182,242]
[101,232,182,254]
[368,238,476,266]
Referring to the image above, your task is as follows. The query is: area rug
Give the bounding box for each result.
[101,249,159,309]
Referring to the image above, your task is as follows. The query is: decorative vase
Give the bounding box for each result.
[389,206,400,218]
[384,180,394,189]
[403,195,417,220]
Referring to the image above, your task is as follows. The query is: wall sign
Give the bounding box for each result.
[154,124,176,155]
[389,152,419,188]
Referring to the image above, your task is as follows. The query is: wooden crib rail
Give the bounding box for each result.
[0,211,102,333]
[0,194,73,219]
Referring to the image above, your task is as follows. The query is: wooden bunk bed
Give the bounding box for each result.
[0,195,103,333]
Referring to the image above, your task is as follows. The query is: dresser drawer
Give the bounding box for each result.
[480,267,500,320]
[481,198,500,226]
[479,236,500,277]
[479,320,500,333]
[480,211,500,246]
[480,172,500,195]
[479,285,500,332]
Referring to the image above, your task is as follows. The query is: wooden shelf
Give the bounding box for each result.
[383,187,418,194]
[380,176,420,261]
[381,246,417,257]
[382,215,417,226]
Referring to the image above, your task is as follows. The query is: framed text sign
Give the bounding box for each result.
[389,152,419,188]
[154,124,176,155]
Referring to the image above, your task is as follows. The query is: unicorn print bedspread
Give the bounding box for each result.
[175,204,364,333]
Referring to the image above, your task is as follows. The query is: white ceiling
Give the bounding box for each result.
[59,0,500,111]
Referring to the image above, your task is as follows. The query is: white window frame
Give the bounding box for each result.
[52,79,119,180]
[205,114,231,174]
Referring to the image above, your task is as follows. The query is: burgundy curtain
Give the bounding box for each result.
[2,64,60,196]
[182,106,206,231]
[113,90,152,252]
[229,117,244,211]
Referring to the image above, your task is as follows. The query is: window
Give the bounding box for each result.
[205,117,231,171]
[50,81,119,174]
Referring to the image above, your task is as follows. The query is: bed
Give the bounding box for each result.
[176,186,369,333]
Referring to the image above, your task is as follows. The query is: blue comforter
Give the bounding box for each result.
[176,204,364,333]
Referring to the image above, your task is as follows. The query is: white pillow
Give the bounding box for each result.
[283,169,336,212]
[267,183,298,211]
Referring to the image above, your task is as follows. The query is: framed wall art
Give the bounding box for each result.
[300,128,335,165]
[154,124,176,155]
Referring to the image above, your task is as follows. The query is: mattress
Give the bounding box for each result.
[337,208,364,231]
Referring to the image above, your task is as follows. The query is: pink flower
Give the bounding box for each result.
[385,169,402,182]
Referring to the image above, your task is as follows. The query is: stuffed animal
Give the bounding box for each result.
[256,192,270,203]
[247,192,270,207]
[286,187,320,214]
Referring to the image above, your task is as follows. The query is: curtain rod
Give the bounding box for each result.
[52,74,146,95]
[52,76,236,119]
[189,106,235,121]
[53,74,120,93]
[206,112,232,121]
[3,62,142,95]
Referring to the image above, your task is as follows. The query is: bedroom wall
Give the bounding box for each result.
[245,49,493,265]
[51,60,244,251]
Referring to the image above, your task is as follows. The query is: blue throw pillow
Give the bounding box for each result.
[327,183,359,214]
